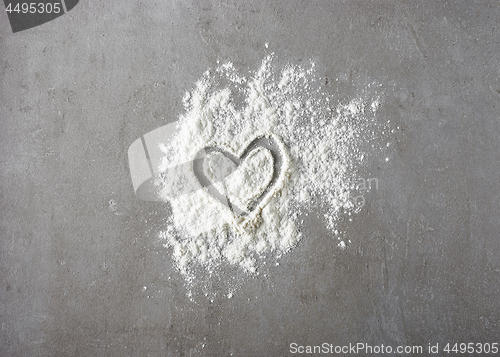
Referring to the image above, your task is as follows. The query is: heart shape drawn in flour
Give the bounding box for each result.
[193,134,289,221]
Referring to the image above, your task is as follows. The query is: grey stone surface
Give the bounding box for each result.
[1,1,499,356]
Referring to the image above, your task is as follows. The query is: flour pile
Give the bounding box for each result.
[156,55,380,278]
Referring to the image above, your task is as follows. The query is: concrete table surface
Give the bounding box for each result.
[1,1,499,356]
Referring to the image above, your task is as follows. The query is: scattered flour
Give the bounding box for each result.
[155,55,381,289]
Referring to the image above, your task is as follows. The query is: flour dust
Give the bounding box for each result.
[154,55,382,299]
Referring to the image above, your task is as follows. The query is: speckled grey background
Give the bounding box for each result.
[1,1,500,356]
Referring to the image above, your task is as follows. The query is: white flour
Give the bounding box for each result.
[156,55,381,292]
